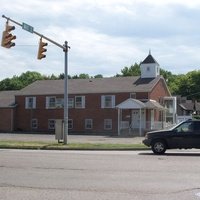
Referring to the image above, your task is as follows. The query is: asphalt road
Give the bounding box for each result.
[1,149,200,200]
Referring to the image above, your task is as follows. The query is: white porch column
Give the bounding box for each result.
[163,109,166,128]
[150,109,154,130]
[139,108,142,136]
[118,108,120,136]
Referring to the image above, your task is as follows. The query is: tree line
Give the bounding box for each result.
[0,64,200,100]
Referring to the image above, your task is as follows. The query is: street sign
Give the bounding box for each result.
[22,22,34,33]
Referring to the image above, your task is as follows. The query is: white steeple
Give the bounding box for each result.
[140,51,160,78]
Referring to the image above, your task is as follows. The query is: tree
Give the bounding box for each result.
[172,70,200,100]
[72,73,90,79]
[0,77,23,90]
[94,74,103,78]
[49,74,58,80]
[159,68,178,94]
[120,63,141,76]
[79,73,90,79]
[160,68,173,81]
[19,71,43,86]
[58,73,65,79]
[0,71,44,91]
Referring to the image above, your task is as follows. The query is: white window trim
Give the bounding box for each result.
[75,96,85,108]
[68,98,74,108]
[56,98,64,108]
[130,93,136,99]
[68,119,73,129]
[85,119,93,129]
[46,96,56,109]
[104,119,112,130]
[101,95,115,108]
[31,118,38,129]
[48,119,55,130]
[25,97,36,109]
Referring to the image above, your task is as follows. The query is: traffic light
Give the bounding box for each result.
[37,38,48,59]
[1,22,16,48]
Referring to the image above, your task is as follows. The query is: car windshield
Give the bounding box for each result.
[165,121,184,130]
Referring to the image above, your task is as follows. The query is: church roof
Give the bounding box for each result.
[16,76,163,96]
[141,53,159,65]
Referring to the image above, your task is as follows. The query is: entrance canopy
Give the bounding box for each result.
[116,98,146,109]
[116,98,165,110]
[116,98,166,136]
[116,98,146,137]
[144,99,166,110]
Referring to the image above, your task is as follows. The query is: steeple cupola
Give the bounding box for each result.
[140,51,160,78]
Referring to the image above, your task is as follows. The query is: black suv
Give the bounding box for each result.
[143,119,200,154]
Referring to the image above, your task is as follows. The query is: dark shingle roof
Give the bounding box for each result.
[17,76,163,96]
[179,102,200,111]
[141,54,159,65]
[0,91,19,107]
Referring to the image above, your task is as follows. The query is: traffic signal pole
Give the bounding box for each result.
[2,15,67,51]
[2,14,70,144]
[64,41,69,144]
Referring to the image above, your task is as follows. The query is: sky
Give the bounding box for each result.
[1,0,200,80]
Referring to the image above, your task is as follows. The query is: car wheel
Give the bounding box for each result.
[151,140,166,155]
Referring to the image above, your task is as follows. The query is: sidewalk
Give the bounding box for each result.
[0,133,144,144]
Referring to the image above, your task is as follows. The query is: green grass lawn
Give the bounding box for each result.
[0,140,148,150]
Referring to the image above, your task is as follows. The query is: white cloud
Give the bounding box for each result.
[1,0,200,80]
[42,25,142,76]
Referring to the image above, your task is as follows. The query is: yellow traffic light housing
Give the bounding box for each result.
[37,38,48,59]
[1,22,16,48]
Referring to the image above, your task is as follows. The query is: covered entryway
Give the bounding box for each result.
[116,98,166,136]
[116,98,146,136]
[131,109,146,129]
[145,100,166,130]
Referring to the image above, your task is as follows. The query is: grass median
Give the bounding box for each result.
[0,140,148,150]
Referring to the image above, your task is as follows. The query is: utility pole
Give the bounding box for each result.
[2,15,70,144]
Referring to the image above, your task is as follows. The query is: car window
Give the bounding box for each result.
[175,122,193,133]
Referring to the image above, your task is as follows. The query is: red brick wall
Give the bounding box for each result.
[0,108,14,132]
[72,93,127,134]
[15,92,150,134]
[149,79,171,121]
[149,79,170,101]
[15,95,63,132]
[14,80,170,134]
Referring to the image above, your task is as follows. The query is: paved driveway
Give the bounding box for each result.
[0,133,144,144]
